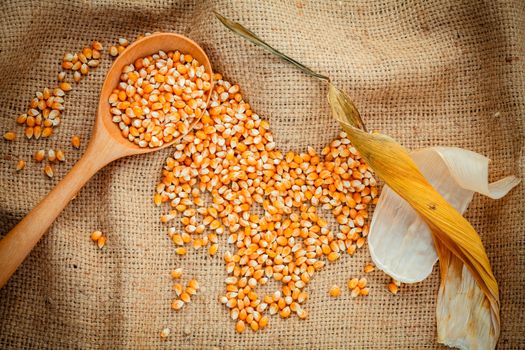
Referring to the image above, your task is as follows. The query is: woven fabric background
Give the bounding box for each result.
[0,0,523,349]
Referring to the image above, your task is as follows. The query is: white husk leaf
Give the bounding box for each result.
[436,252,499,350]
[369,146,520,283]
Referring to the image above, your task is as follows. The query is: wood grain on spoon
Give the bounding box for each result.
[0,33,213,289]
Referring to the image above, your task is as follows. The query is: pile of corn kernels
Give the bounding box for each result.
[109,50,211,148]
[1,34,388,334]
[155,74,379,332]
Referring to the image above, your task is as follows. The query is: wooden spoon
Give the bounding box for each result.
[0,33,213,288]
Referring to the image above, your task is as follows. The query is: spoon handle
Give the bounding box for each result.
[0,144,111,288]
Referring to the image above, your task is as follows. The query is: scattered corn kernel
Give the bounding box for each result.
[364,262,375,273]
[209,243,218,256]
[97,236,107,249]
[56,150,65,162]
[16,114,27,124]
[388,279,400,294]
[297,308,308,319]
[109,46,119,57]
[43,164,54,178]
[60,82,72,91]
[72,135,81,148]
[73,71,82,82]
[34,149,45,162]
[33,126,42,139]
[173,283,183,296]
[16,159,25,171]
[327,251,340,262]
[3,131,16,141]
[188,279,199,290]
[171,268,183,279]
[235,320,245,333]
[175,247,187,255]
[329,285,341,297]
[42,127,53,138]
[92,41,103,51]
[48,149,56,162]
[159,327,170,338]
[24,127,33,139]
[357,277,367,289]
[180,292,191,303]
[90,230,102,241]
[171,299,184,310]
[347,278,359,290]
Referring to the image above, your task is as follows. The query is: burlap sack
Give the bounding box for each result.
[0,0,523,348]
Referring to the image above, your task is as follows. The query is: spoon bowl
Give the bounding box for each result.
[95,32,213,156]
[0,33,213,289]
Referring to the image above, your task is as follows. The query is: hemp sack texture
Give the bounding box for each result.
[0,0,523,349]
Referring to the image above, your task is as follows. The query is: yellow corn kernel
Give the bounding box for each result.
[56,150,65,162]
[347,278,358,290]
[25,127,33,139]
[159,327,170,338]
[209,243,218,256]
[92,41,103,51]
[188,279,199,290]
[388,282,399,295]
[42,127,53,138]
[3,131,16,141]
[109,46,119,57]
[173,283,183,296]
[327,251,340,262]
[34,150,45,162]
[71,135,81,149]
[90,230,102,241]
[235,320,245,333]
[279,306,291,318]
[48,149,56,162]
[363,263,375,274]
[175,247,187,255]
[60,82,72,92]
[180,292,191,303]
[97,236,107,249]
[171,299,184,310]
[170,268,183,279]
[329,285,341,297]
[16,159,25,171]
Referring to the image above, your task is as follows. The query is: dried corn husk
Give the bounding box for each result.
[213,13,520,349]
[369,147,520,283]
[328,85,504,349]
[437,247,498,349]
[367,147,519,349]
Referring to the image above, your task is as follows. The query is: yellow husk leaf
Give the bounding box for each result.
[327,83,500,347]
